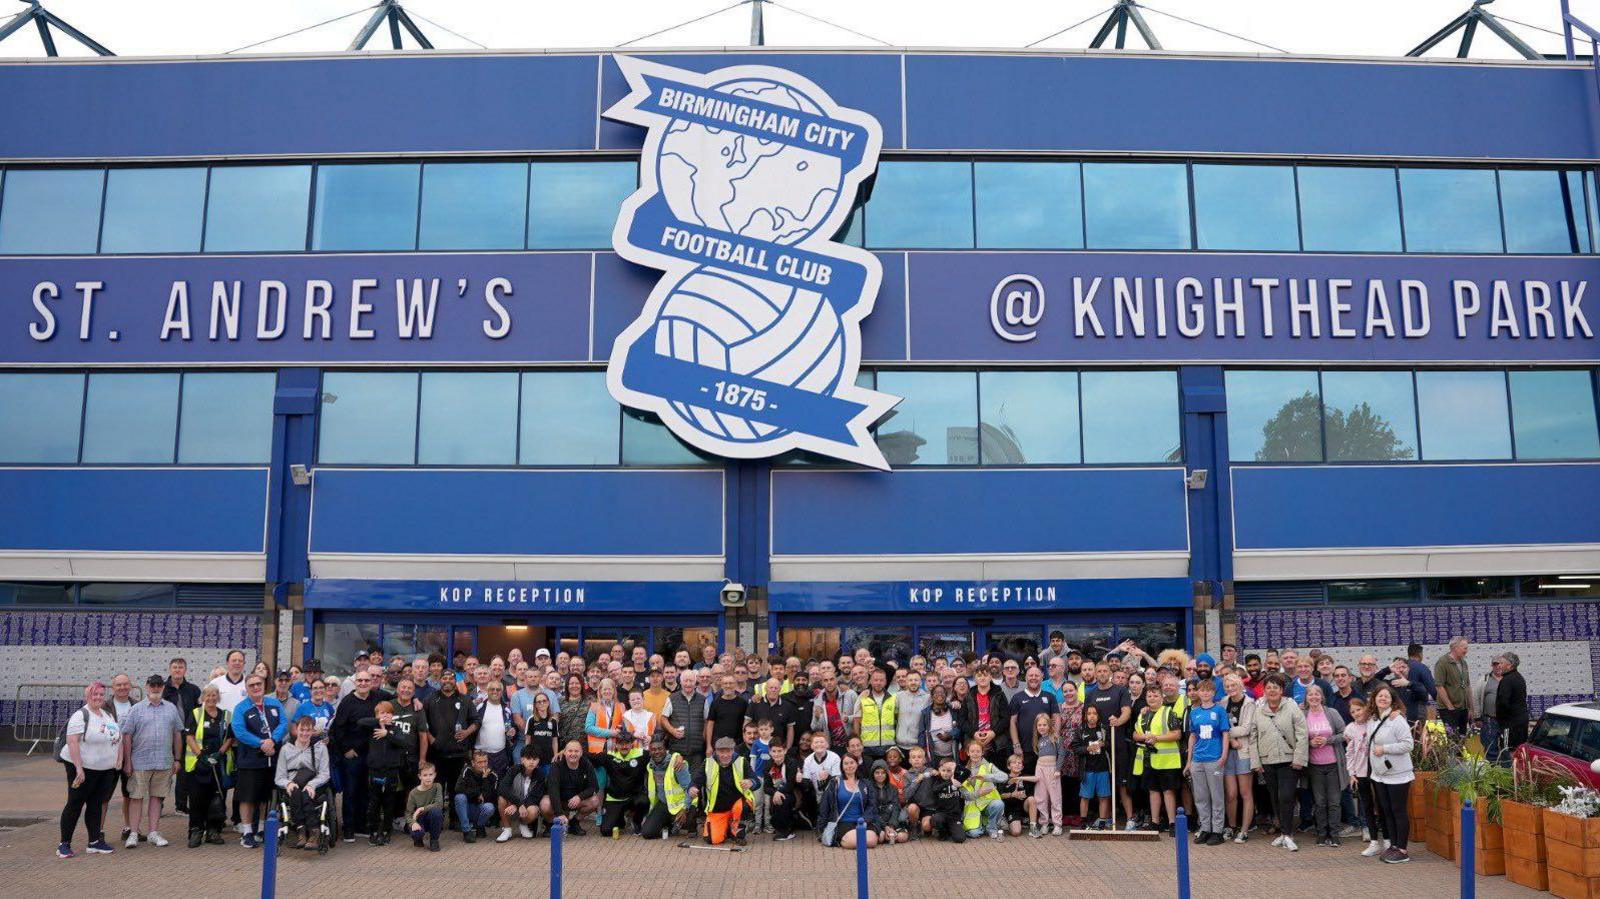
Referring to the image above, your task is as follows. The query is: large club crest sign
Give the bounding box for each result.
[604,58,899,469]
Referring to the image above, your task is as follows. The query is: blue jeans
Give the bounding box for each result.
[965,800,1005,837]
[1481,718,1505,764]
[339,754,368,834]
[453,795,495,832]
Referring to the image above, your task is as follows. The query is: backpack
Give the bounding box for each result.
[54,704,114,763]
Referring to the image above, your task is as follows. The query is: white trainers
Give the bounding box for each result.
[1051,824,1063,836]
[1284,836,1299,852]
[124,832,139,849]
[517,824,534,839]
[147,831,168,848]
[496,827,514,843]
[1271,835,1285,847]
[1362,840,1384,857]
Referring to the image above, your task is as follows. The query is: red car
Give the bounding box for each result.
[1514,702,1600,790]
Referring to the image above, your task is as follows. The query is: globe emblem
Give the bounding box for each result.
[655,78,846,246]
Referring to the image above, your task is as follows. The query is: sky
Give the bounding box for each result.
[0,0,1591,60]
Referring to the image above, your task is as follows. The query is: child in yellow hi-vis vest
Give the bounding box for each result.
[1133,686,1183,832]
[960,740,1008,840]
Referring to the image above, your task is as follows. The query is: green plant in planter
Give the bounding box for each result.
[1511,755,1581,809]
[1414,726,1469,773]
[1438,755,1516,823]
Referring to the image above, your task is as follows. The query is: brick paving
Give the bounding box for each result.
[0,754,1542,898]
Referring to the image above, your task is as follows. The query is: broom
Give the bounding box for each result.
[1069,718,1159,841]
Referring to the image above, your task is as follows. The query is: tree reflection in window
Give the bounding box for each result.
[1325,401,1415,461]
[1255,391,1322,461]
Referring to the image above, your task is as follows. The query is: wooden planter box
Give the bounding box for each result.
[1547,810,1600,850]
[1504,800,1550,891]
[1549,866,1600,899]
[1429,790,1460,861]
[1410,773,1435,846]
[1509,853,1552,892]
[1457,817,1507,876]
[1550,840,1600,878]
[1545,809,1600,899]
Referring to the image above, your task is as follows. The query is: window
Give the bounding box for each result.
[1082,162,1190,250]
[875,370,978,465]
[1321,370,1418,461]
[1415,371,1512,460]
[1499,169,1592,254]
[1400,168,1504,254]
[417,372,518,465]
[978,370,1080,464]
[79,583,176,606]
[312,163,420,251]
[519,371,619,465]
[1297,166,1402,252]
[1193,164,1299,251]
[1520,575,1600,599]
[1080,370,1180,463]
[419,162,527,251]
[1327,579,1420,604]
[0,582,73,605]
[203,165,312,252]
[1425,577,1516,601]
[81,372,180,463]
[0,372,84,463]
[865,161,974,249]
[178,372,277,463]
[974,161,1082,249]
[1225,370,1321,462]
[1530,714,1580,757]
[313,622,382,677]
[1509,370,1600,460]
[527,161,636,249]
[841,627,913,668]
[620,411,704,465]
[98,167,207,254]
[318,371,419,464]
[0,168,103,254]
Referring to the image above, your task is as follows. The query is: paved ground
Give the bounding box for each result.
[0,754,1542,898]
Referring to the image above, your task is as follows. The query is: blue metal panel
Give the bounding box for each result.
[770,468,1188,556]
[1180,366,1232,589]
[724,461,770,587]
[303,578,723,611]
[1231,463,1600,549]
[266,368,317,587]
[861,252,908,362]
[0,467,267,552]
[308,468,724,555]
[0,55,600,159]
[906,54,1599,160]
[597,52,905,151]
[767,577,1192,611]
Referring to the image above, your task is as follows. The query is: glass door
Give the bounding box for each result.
[917,630,974,664]
[982,628,1042,661]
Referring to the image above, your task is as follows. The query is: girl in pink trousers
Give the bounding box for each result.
[1029,714,1065,836]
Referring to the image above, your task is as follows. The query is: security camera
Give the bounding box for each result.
[720,581,747,608]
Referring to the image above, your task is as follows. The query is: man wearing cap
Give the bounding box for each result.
[121,674,186,847]
[272,669,301,722]
[291,660,322,703]
[330,666,381,839]
[597,728,650,837]
[697,737,755,846]
[639,733,694,839]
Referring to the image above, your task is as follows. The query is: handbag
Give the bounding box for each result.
[819,782,850,846]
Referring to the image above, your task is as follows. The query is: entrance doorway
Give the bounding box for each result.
[775,616,1181,666]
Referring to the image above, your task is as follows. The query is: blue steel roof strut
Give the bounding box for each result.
[1089,0,1161,50]
[1406,0,1541,60]
[0,0,112,56]
[348,0,434,51]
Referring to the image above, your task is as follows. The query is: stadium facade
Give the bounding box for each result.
[0,46,1597,718]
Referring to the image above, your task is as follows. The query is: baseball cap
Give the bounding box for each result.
[616,728,636,743]
[714,737,736,751]
[535,648,551,658]
[304,659,323,672]
[146,674,166,688]
[275,670,292,681]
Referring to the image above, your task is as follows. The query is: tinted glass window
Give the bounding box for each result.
[1226,370,1321,462]
[974,162,1082,249]
[1321,370,1418,461]
[1327,579,1420,603]
[419,162,527,251]
[1425,577,1516,601]
[1081,370,1181,463]
[1509,370,1600,460]
[318,371,419,464]
[81,373,180,463]
[0,582,74,605]
[99,167,206,254]
[1521,575,1600,599]
[865,162,974,249]
[621,411,704,465]
[203,165,312,252]
[1297,166,1402,252]
[520,371,619,465]
[1416,370,1512,460]
[1400,168,1503,253]
[978,370,1080,464]
[0,372,84,462]
[1568,171,1598,254]
[875,370,978,465]
[79,583,176,606]
[528,161,636,249]
[0,168,103,254]
[1500,169,1587,254]
[1193,164,1299,251]
[312,164,420,251]
[178,372,277,463]
[417,372,519,465]
[1082,162,1191,250]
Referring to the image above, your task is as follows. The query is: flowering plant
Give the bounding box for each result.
[1551,784,1600,819]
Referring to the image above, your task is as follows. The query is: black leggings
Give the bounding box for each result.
[1355,777,1387,842]
[1262,763,1300,835]
[186,772,225,834]
[1373,780,1410,850]
[61,763,119,844]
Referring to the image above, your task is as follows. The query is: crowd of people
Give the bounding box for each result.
[53,634,1531,867]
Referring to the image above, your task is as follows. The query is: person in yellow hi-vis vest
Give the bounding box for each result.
[182,684,234,847]
[859,667,898,762]
[1132,686,1183,833]
[697,737,755,846]
[960,740,1008,839]
[639,734,692,840]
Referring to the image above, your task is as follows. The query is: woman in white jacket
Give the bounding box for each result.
[1366,684,1415,864]
[1221,673,1256,843]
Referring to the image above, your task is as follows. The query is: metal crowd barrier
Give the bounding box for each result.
[11,682,141,754]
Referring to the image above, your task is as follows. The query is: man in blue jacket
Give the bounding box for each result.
[232,674,287,848]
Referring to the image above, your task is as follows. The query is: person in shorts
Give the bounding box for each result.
[121,675,186,848]
[999,753,1031,837]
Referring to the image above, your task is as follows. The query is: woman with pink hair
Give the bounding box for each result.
[57,681,123,858]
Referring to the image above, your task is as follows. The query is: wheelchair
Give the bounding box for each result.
[273,784,339,855]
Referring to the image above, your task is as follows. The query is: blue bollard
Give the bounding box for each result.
[260,809,279,899]
[856,819,869,899]
[1461,799,1476,899]
[550,819,565,899]
[1174,808,1191,899]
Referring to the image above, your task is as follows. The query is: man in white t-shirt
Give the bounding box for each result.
[207,650,248,712]
[105,673,135,842]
